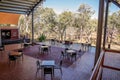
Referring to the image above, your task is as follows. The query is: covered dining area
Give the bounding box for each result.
[0,0,120,80]
[0,41,95,80]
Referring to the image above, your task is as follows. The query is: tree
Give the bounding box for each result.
[73,4,95,42]
[57,11,73,40]
[37,7,57,38]
[85,19,97,43]
[107,11,120,48]
[18,15,31,37]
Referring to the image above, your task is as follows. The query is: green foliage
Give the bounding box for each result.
[0,24,11,27]
[38,34,46,42]
[107,11,120,45]
[58,11,73,40]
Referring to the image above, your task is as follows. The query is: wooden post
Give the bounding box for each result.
[103,0,109,49]
[94,0,104,66]
[32,10,34,43]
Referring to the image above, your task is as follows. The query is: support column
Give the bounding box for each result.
[94,0,105,66]
[103,0,109,49]
[32,10,34,43]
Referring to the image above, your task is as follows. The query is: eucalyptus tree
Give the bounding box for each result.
[85,19,97,43]
[115,11,120,43]
[36,7,57,38]
[19,7,57,40]
[107,11,120,47]
[74,4,95,42]
[57,11,73,40]
[18,15,31,37]
[72,13,82,40]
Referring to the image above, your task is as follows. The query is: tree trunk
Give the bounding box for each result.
[109,33,113,49]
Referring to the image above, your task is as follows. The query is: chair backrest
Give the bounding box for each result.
[61,51,66,56]
[65,48,68,50]
[43,47,48,51]
[59,60,63,66]
[44,66,54,74]
[61,51,64,55]
[49,46,51,50]
[42,44,46,46]
[72,52,77,56]
[9,55,17,61]
[36,60,41,68]
[48,46,51,52]
[65,48,68,52]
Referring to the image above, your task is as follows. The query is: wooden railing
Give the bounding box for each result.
[90,49,120,80]
[104,49,120,53]
[90,51,104,80]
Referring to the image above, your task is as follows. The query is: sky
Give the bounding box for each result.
[43,0,120,19]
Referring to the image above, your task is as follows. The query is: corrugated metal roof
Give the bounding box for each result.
[0,0,119,15]
[0,0,45,15]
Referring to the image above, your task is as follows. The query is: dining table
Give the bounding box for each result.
[41,60,55,79]
[66,49,77,60]
[9,51,23,60]
[40,45,49,54]
[9,51,23,56]
[66,49,76,55]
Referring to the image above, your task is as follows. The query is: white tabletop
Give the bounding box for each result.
[41,45,49,48]
[66,49,76,53]
[41,60,55,66]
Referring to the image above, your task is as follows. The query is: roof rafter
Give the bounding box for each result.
[0,3,30,9]
[28,0,44,15]
[0,6,29,12]
[0,1,33,7]
[109,0,120,8]
[0,0,45,15]
[3,0,36,5]
[0,9,27,14]
[0,10,26,14]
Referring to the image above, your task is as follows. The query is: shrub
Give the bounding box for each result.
[38,34,46,42]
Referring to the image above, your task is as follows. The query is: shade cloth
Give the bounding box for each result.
[0,12,20,25]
